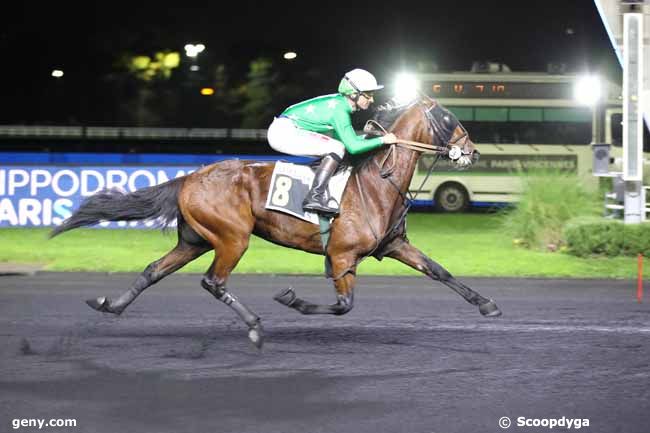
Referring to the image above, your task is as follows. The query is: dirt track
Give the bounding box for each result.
[1,273,649,433]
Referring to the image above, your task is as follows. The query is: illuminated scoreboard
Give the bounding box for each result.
[426,81,574,99]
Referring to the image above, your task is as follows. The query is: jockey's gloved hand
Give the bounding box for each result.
[382,133,398,144]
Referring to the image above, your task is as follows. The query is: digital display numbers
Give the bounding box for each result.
[428,82,573,99]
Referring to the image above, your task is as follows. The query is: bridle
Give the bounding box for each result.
[344,97,474,279]
[422,99,472,158]
[364,97,473,161]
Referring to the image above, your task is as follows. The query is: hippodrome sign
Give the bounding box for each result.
[0,166,196,228]
[418,154,578,174]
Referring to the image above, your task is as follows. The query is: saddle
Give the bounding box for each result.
[265,160,353,225]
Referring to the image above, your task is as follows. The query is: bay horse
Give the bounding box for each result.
[50,96,502,349]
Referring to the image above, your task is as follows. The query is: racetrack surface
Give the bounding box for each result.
[1,273,649,433]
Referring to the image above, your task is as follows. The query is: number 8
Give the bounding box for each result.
[271,176,292,206]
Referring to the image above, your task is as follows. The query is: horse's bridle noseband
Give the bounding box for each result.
[365,97,473,161]
[422,100,472,159]
[353,97,475,268]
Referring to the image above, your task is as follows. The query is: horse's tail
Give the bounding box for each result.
[49,177,185,238]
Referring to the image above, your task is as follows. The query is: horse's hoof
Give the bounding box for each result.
[479,299,502,317]
[86,297,119,314]
[248,322,264,350]
[273,287,296,307]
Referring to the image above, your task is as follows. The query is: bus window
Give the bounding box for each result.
[461,120,591,145]
[610,112,622,147]
[447,106,592,145]
[609,112,650,151]
[412,72,622,210]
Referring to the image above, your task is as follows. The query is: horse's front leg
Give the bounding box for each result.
[385,240,502,317]
[274,255,355,315]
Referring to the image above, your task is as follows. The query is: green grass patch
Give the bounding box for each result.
[564,217,650,257]
[500,170,601,250]
[0,213,640,278]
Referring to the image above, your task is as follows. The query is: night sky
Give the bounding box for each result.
[0,0,619,126]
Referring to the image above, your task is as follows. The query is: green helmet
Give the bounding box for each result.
[338,68,384,95]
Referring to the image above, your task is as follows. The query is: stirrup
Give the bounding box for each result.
[303,201,338,215]
[303,191,338,214]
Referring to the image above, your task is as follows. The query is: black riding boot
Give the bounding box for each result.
[302,153,341,214]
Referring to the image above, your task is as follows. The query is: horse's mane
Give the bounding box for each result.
[346,98,421,172]
[372,98,420,130]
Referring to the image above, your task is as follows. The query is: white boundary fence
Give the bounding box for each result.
[0,126,267,140]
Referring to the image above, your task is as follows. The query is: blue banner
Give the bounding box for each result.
[0,166,197,228]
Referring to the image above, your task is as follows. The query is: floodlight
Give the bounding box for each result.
[393,73,419,104]
[573,75,602,106]
[283,51,297,60]
[184,43,206,58]
[51,69,64,78]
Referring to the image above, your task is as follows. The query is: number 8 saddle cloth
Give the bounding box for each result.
[265,161,353,224]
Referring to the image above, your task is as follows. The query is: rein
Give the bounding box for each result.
[333,99,471,279]
[396,139,448,154]
[351,117,445,263]
[334,106,449,280]
[364,119,448,154]
[361,116,445,204]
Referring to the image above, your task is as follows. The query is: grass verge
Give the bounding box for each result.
[0,213,640,278]
[500,170,601,250]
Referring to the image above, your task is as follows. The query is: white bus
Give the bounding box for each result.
[409,71,626,211]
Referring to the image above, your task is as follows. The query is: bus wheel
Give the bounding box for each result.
[434,183,469,212]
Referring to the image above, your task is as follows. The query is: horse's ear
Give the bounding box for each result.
[376,101,393,112]
[363,120,384,137]
[420,94,434,105]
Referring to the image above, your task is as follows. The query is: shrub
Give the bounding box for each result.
[500,170,601,250]
[564,217,650,257]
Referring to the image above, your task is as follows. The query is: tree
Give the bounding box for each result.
[239,58,276,128]
[205,64,241,127]
[111,50,181,126]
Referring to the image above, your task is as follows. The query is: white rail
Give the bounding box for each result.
[0,125,263,140]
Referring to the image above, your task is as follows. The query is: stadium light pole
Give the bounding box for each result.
[574,74,604,143]
[182,43,206,125]
[594,0,646,223]
[622,11,644,223]
[184,43,205,73]
[49,69,66,123]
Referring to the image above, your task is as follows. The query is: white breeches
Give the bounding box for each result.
[267,117,346,159]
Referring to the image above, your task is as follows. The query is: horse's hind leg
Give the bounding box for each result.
[200,235,264,349]
[384,239,502,317]
[274,254,356,315]
[87,225,209,315]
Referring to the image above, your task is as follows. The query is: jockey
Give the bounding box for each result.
[267,68,398,214]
